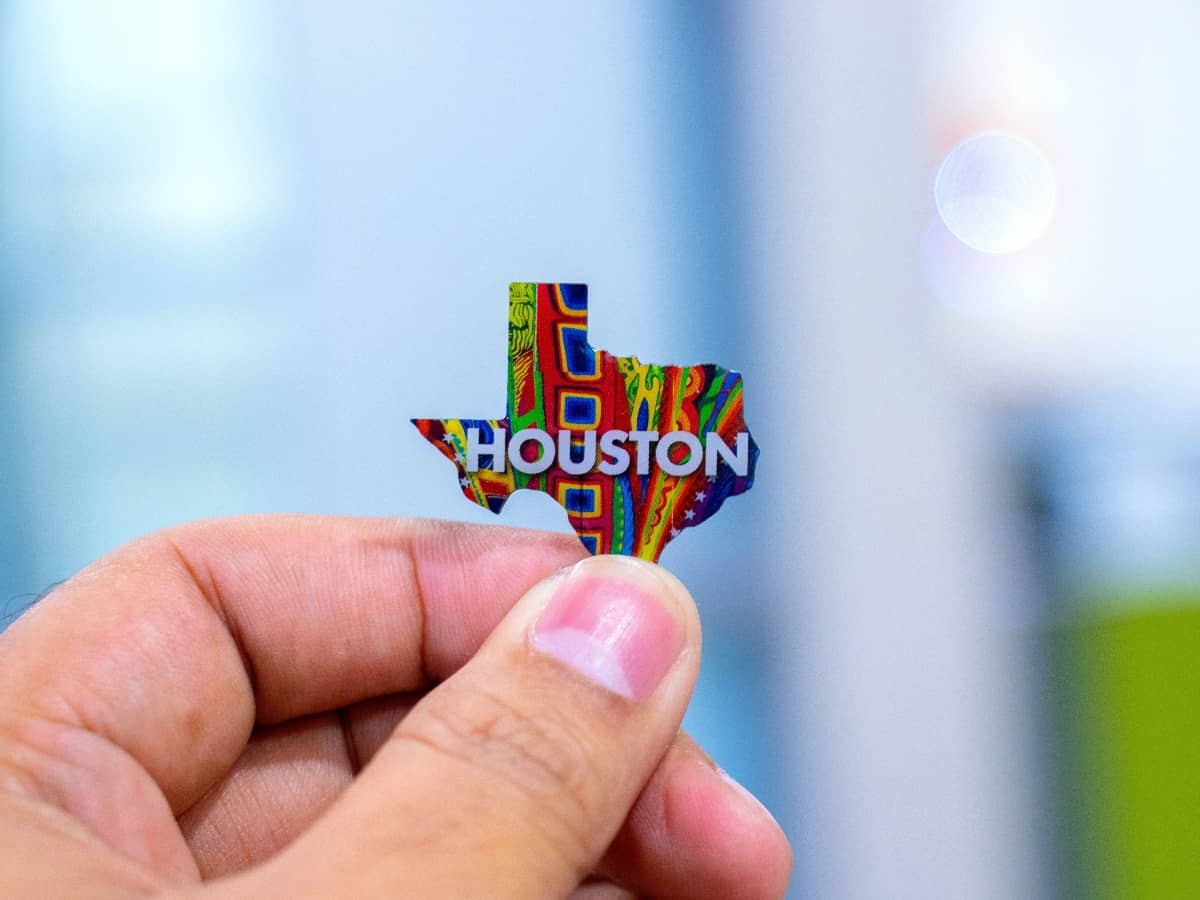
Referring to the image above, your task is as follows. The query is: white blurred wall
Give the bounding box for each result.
[734,2,1047,897]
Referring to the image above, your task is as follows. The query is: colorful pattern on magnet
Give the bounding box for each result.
[413,282,758,562]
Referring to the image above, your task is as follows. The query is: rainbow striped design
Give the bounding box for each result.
[413,283,758,562]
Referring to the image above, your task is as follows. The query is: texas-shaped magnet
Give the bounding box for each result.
[413,282,758,562]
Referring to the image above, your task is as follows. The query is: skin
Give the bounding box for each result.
[0,516,792,898]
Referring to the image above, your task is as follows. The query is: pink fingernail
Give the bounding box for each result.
[531,557,683,700]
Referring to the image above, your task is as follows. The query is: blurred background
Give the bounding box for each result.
[2,1,1198,897]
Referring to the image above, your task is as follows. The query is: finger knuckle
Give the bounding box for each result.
[400,684,599,849]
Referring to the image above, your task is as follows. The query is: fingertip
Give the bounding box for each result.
[408,520,588,678]
[602,735,792,899]
[664,757,793,898]
[705,766,793,898]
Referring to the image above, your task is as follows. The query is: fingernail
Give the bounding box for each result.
[531,556,684,700]
[718,767,781,827]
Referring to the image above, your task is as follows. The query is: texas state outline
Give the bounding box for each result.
[413,282,758,562]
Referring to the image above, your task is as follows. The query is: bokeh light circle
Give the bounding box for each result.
[934,132,1056,254]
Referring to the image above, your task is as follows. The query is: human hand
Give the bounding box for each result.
[0,517,791,898]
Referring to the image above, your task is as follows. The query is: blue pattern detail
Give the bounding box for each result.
[563,486,597,515]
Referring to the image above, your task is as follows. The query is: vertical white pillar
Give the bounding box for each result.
[732,3,1046,897]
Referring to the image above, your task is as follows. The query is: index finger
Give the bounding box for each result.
[0,516,586,818]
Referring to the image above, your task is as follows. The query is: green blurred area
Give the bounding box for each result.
[1057,593,1200,900]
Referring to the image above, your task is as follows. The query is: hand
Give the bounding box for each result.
[0,517,791,898]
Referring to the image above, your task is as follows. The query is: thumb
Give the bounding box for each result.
[234,555,701,899]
